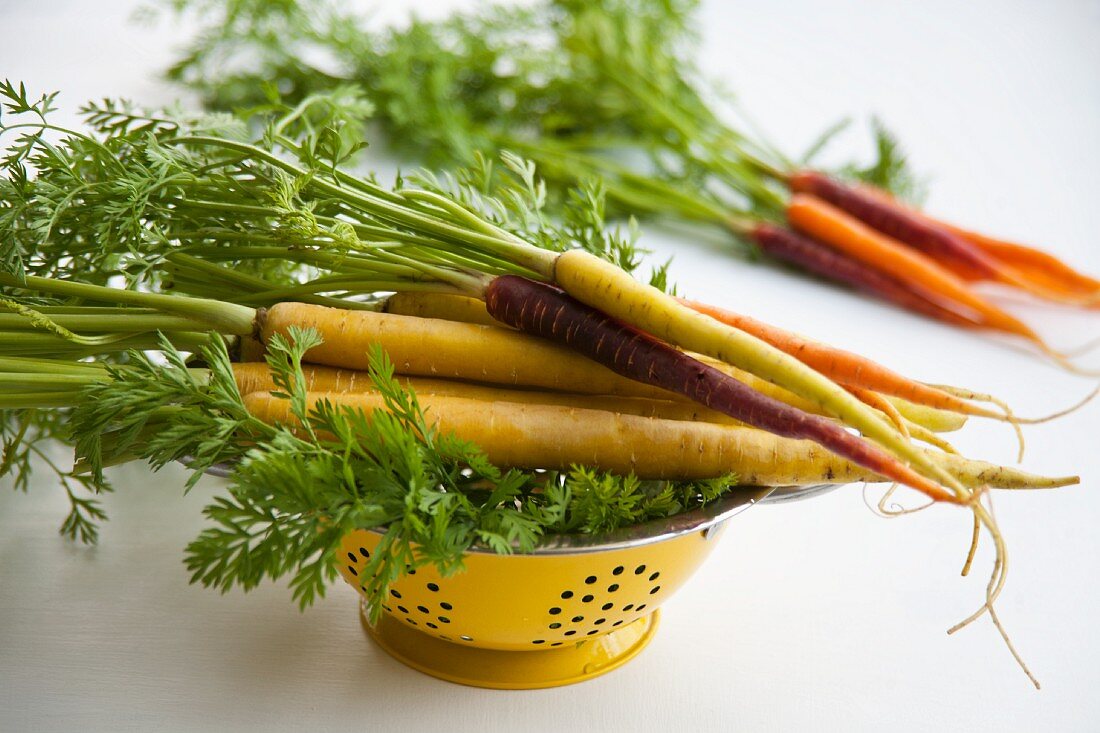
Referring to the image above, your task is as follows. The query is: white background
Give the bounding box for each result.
[2,0,1099,730]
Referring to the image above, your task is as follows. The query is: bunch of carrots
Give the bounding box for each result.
[0,82,1088,686]
[739,168,1100,369]
[37,0,1094,372]
[160,0,1100,368]
[1,272,1077,494]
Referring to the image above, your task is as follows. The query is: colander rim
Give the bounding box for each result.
[193,458,834,554]
[451,483,836,554]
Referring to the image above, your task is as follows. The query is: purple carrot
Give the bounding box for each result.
[789,171,1006,278]
[750,222,980,325]
[483,274,955,502]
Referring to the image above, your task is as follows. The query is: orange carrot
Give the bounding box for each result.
[483,274,959,503]
[679,297,1007,418]
[786,194,1054,349]
[846,180,1100,299]
[746,222,982,326]
[382,290,982,433]
[942,224,1100,296]
[791,172,1096,306]
[847,385,909,436]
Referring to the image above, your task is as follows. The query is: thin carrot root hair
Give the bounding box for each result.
[1038,349,1100,376]
[948,493,1040,689]
[861,482,935,518]
[935,382,1100,462]
[1027,337,1100,377]
[926,385,1025,461]
[1059,334,1100,359]
[961,510,981,577]
[859,463,1037,686]
[934,382,1100,425]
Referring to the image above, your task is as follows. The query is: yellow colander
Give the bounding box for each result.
[334,484,830,689]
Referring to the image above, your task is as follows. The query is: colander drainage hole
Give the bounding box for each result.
[607,584,619,593]
[406,619,417,626]
[427,623,438,629]
[594,618,606,625]
[636,604,647,612]
[440,602,453,611]
[346,552,357,562]
[549,622,562,629]
[584,575,598,585]
[390,589,402,599]
[602,603,614,611]
[426,583,439,592]
[649,572,660,581]
[347,566,358,576]
[560,590,574,599]
[613,620,623,627]
[564,630,577,637]
[650,586,661,595]
[532,640,545,645]
[417,605,430,614]
[438,616,450,624]
[551,642,563,647]
[581,594,594,603]
[586,630,598,636]
[358,547,370,559]
[634,564,647,575]
[623,604,634,611]
[549,607,562,615]
[612,566,624,576]
[397,606,409,614]
[571,615,584,623]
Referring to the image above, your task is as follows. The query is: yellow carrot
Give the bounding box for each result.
[550,249,964,493]
[244,390,1077,490]
[384,290,971,435]
[887,396,968,433]
[230,362,742,425]
[261,303,674,400]
[383,291,498,327]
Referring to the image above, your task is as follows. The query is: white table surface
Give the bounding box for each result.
[2,1,1099,730]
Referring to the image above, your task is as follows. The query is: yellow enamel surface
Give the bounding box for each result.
[360,601,659,689]
[335,526,725,688]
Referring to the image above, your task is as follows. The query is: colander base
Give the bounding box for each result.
[360,600,660,689]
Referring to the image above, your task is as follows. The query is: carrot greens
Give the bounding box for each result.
[162,0,1100,357]
[6,327,737,609]
[1,78,1082,684]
